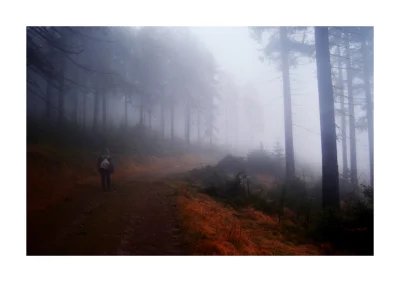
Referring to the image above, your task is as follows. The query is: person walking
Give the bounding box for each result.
[97,148,114,191]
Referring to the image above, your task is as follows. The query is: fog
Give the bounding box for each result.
[27,26,373,185]
[26,26,375,258]
[191,27,370,183]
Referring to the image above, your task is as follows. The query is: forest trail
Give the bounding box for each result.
[27,161,215,255]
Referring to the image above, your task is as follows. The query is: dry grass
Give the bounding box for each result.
[176,186,323,255]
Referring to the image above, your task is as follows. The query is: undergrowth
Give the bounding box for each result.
[182,155,373,255]
[176,185,322,255]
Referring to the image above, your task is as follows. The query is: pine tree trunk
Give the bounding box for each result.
[315,27,340,210]
[233,102,238,149]
[45,49,55,123]
[362,39,374,187]
[73,66,80,126]
[209,111,213,145]
[345,34,358,187]
[102,92,107,130]
[82,93,87,129]
[74,91,79,125]
[225,106,229,146]
[45,80,53,122]
[170,103,175,140]
[185,104,191,145]
[337,45,349,179]
[124,93,128,129]
[148,110,152,129]
[93,91,99,132]
[161,99,165,139]
[139,94,144,126]
[280,27,296,179]
[57,58,66,128]
[197,109,201,142]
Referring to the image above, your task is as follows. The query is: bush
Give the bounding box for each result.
[187,156,374,255]
[310,186,373,255]
[246,149,283,176]
[215,155,246,175]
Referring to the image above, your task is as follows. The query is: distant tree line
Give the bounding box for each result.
[27,27,221,145]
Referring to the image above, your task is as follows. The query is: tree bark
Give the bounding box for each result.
[280,27,296,179]
[345,33,358,187]
[337,45,349,179]
[315,27,340,210]
[362,38,374,187]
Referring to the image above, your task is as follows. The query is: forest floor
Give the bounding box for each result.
[27,145,333,255]
[27,144,217,255]
[28,171,188,255]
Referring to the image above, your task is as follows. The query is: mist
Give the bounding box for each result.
[28,27,372,183]
[26,26,374,257]
[191,27,371,183]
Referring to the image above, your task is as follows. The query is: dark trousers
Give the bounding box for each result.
[100,168,111,191]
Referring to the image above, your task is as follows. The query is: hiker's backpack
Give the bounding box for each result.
[100,156,111,170]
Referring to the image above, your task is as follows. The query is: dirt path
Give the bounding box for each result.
[27,163,209,255]
[116,175,187,255]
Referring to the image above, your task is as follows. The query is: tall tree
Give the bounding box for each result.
[362,28,374,187]
[315,27,340,209]
[279,27,296,179]
[124,89,129,129]
[93,90,100,132]
[344,32,358,187]
[249,26,314,179]
[185,100,191,145]
[81,90,87,129]
[337,46,349,179]
[160,87,166,139]
[197,108,202,143]
[170,100,175,141]
[102,91,107,129]
[338,27,373,187]
[57,54,66,128]
[45,80,54,122]
[330,30,349,181]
